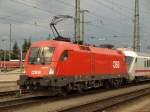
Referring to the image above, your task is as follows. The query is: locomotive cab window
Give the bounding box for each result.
[28,47,55,65]
[60,51,68,61]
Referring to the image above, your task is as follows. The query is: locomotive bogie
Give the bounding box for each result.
[18,73,127,91]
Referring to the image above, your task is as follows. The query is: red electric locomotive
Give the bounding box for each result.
[18,40,128,92]
[18,15,128,93]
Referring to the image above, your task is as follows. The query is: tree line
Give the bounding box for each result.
[0,39,31,61]
[0,35,53,61]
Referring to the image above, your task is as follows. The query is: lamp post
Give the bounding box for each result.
[1,39,7,70]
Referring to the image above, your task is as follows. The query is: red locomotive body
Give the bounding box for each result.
[18,40,127,91]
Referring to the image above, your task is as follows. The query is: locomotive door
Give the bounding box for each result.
[91,53,95,76]
[56,50,92,76]
[68,50,93,76]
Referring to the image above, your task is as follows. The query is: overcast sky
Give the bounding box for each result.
[0,0,150,52]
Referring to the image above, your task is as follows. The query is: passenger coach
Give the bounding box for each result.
[123,50,150,81]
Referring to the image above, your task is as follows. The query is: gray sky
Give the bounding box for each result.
[0,0,150,52]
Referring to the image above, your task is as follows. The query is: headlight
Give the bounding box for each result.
[49,67,54,75]
[23,70,26,74]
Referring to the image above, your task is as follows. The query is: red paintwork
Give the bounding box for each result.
[135,70,150,73]
[24,40,127,78]
[135,70,150,78]
[0,61,20,68]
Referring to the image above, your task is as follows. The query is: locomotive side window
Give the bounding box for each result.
[144,60,150,67]
[28,47,55,64]
[60,51,68,61]
[146,60,150,67]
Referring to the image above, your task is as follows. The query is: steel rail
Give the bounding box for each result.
[0,90,19,97]
[60,87,150,112]
[0,81,150,111]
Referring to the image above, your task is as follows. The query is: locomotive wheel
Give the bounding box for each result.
[112,79,120,88]
[59,84,72,96]
[65,84,72,93]
[121,78,127,86]
[77,83,84,93]
[20,85,27,90]
[77,86,83,93]
[60,91,67,96]
[103,80,111,89]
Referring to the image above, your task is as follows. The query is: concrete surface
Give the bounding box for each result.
[0,74,20,82]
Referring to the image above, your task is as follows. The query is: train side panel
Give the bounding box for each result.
[56,49,127,78]
[56,50,92,76]
[134,56,150,78]
[94,53,126,75]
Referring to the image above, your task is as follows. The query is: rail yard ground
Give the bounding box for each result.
[0,72,150,112]
[0,71,19,92]
[105,94,150,112]
[0,69,20,82]
[2,83,149,112]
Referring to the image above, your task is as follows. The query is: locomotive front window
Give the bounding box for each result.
[28,47,55,65]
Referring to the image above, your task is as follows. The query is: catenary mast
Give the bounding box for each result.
[75,0,80,43]
[133,0,140,52]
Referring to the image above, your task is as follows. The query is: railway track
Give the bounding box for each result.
[0,89,30,98]
[60,86,150,112]
[0,81,19,98]
[0,94,48,110]
[0,81,17,87]
[0,82,150,112]
[0,90,19,97]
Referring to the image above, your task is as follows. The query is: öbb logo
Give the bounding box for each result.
[31,71,41,75]
[113,61,120,68]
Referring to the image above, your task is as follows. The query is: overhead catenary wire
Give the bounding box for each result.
[10,0,55,16]
[0,16,50,31]
[93,0,133,20]
[0,0,149,45]
[0,0,53,31]
[9,0,146,32]
[54,0,135,35]
[0,10,28,20]
[106,0,150,16]
[4,0,150,28]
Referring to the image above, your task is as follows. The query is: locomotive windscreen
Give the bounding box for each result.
[28,47,55,65]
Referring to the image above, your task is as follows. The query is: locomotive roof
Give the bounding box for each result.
[31,40,123,56]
